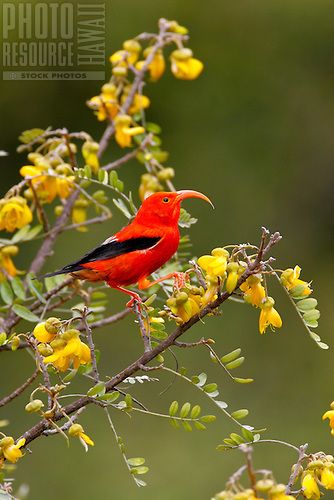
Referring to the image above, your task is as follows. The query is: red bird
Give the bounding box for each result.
[43,190,212,307]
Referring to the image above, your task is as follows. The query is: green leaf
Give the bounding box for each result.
[231,409,249,420]
[11,277,25,300]
[127,457,145,467]
[130,466,149,475]
[0,332,7,346]
[217,444,233,451]
[146,122,161,134]
[181,421,192,432]
[190,405,201,419]
[215,400,228,409]
[200,415,216,423]
[234,377,254,384]
[98,170,108,183]
[230,433,245,445]
[113,198,132,219]
[180,402,191,418]
[221,348,242,364]
[317,341,329,350]
[169,401,179,416]
[242,427,254,442]
[19,128,45,144]
[193,372,207,387]
[297,298,318,311]
[12,304,39,322]
[170,418,180,429]
[87,381,106,397]
[125,393,133,409]
[83,165,92,178]
[0,281,13,305]
[203,383,218,393]
[26,224,43,240]
[194,421,206,431]
[225,357,245,370]
[62,369,78,382]
[98,391,120,402]
[109,170,118,187]
[11,225,31,243]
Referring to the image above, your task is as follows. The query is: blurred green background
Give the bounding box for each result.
[1,0,334,498]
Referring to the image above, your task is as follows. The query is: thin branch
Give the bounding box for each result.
[0,367,39,408]
[286,443,308,494]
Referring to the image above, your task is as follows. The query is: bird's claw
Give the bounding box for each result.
[126,294,142,310]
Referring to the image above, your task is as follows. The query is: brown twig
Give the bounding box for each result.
[286,443,308,494]
[0,367,39,408]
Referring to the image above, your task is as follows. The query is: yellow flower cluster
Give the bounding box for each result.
[33,319,91,372]
[301,454,334,500]
[0,245,20,281]
[0,196,32,232]
[82,140,100,174]
[20,153,75,204]
[114,114,145,148]
[197,248,282,334]
[0,436,25,464]
[138,168,175,201]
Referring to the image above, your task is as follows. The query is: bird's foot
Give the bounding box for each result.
[172,272,190,291]
[126,293,142,310]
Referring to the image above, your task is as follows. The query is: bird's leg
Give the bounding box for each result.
[138,272,190,292]
[111,285,143,310]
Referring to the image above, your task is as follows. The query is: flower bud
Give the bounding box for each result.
[69,424,83,437]
[123,39,141,52]
[0,332,7,346]
[11,336,20,351]
[157,168,175,181]
[175,292,189,305]
[1,245,19,257]
[307,459,324,470]
[269,484,286,495]
[0,437,14,447]
[211,248,229,258]
[112,66,128,77]
[25,399,44,413]
[50,338,66,349]
[61,329,80,341]
[255,479,274,492]
[171,48,193,60]
[37,343,54,357]
[54,205,64,216]
[45,317,62,334]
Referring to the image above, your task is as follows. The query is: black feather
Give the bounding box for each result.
[39,236,161,279]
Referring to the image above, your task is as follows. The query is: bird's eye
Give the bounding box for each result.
[162,197,169,203]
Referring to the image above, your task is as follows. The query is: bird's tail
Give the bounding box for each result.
[36,263,83,280]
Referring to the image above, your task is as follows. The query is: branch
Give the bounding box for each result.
[20,230,281,446]
[0,367,39,408]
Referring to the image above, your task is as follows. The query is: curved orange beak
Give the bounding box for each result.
[176,190,214,209]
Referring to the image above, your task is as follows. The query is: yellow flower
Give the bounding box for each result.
[225,262,240,294]
[240,275,266,307]
[198,248,229,277]
[302,473,320,500]
[0,196,32,232]
[110,39,141,67]
[259,297,282,334]
[167,291,201,323]
[136,48,166,81]
[0,436,25,463]
[87,83,119,121]
[82,141,100,174]
[127,93,150,115]
[322,404,334,435]
[33,322,57,343]
[72,199,89,232]
[20,163,58,203]
[69,423,94,450]
[0,245,20,281]
[114,114,145,148]
[43,330,91,372]
[281,266,312,297]
[170,48,203,80]
[321,467,334,489]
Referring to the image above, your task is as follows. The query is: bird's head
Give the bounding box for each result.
[135,190,214,227]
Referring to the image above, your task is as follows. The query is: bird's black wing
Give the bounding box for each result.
[39,236,161,278]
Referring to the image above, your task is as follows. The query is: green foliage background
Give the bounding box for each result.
[1,1,334,498]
